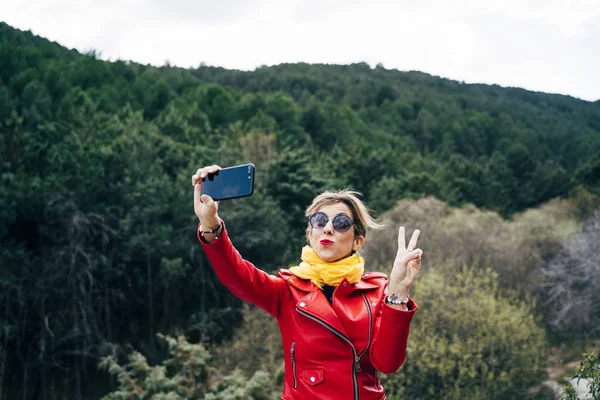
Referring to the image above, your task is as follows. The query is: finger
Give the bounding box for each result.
[407,252,423,274]
[200,167,211,179]
[397,226,406,251]
[407,229,421,251]
[208,165,221,174]
[192,168,202,186]
[406,262,421,281]
[192,174,201,186]
[194,183,202,215]
[409,254,422,267]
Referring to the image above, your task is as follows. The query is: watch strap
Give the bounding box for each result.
[385,294,409,306]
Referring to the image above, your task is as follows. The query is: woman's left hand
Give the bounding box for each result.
[389,227,422,298]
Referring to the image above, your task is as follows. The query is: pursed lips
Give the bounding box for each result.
[320,239,334,246]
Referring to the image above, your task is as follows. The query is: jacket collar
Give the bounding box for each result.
[279,270,316,292]
[279,271,383,338]
[351,279,379,291]
[279,270,379,293]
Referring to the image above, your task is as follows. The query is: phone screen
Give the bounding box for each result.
[201,163,255,201]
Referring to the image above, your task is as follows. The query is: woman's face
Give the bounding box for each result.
[308,202,365,262]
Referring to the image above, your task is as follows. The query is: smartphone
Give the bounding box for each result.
[201,163,255,201]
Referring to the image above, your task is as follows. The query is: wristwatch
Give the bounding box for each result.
[385,294,409,306]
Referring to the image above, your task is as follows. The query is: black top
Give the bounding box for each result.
[322,285,335,305]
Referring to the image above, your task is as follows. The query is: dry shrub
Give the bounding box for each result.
[508,199,579,292]
[361,197,579,296]
[212,304,284,380]
[541,210,600,336]
[362,197,452,272]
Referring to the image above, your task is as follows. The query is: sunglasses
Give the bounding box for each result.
[308,212,355,233]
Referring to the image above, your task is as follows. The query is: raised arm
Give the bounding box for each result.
[192,166,288,317]
[370,226,422,373]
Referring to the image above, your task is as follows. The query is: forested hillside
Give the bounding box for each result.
[1,21,599,399]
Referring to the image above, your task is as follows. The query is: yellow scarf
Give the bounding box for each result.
[289,246,365,289]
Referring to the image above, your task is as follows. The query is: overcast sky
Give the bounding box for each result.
[2,0,599,101]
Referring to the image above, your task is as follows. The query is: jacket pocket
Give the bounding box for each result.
[291,341,297,389]
[302,369,324,386]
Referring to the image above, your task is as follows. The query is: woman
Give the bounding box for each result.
[192,165,422,400]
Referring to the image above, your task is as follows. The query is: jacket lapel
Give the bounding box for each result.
[281,271,381,339]
[297,289,349,338]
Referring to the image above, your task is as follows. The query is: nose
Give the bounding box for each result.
[323,219,335,235]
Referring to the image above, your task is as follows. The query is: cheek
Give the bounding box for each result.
[308,229,318,245]
[340,234,355,248]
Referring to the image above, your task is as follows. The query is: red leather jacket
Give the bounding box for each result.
[199,224,417,400]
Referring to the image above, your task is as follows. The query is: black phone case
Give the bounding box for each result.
[201,163,255,201]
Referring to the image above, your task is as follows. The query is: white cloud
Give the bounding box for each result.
[1,0,598,100]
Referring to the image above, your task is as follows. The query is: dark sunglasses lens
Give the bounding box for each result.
[310,212,329,229]
[333,215,353,232]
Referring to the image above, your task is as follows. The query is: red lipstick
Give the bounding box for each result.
[320,239,333,246]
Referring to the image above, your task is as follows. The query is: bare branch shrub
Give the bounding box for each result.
[541,211,600,336]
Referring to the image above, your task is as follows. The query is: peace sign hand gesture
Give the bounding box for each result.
[389,227,422,300]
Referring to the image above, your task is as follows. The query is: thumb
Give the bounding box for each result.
[412,249,423,258]
[404,248,423,263]
[201,194,218,210]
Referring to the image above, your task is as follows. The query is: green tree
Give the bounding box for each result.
[563,352,600,400]
[266,147,333,263]
[100,334,276,400]
[383,266,548,400]
[576,157,600,195]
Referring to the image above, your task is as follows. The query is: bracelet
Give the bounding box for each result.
[385,294,409,306]
[201,222,222,235]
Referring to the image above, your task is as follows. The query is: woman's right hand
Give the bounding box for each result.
[192,165,221,227]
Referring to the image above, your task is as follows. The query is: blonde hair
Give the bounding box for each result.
[305,189,384,242]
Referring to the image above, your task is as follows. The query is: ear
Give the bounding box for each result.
[353,235,365,252]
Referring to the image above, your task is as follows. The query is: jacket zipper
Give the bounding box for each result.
[291,341,297,389]
[358,293,373,363]
[359,293,380,391]
[295,294,374,399]
[296,308,359,399]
